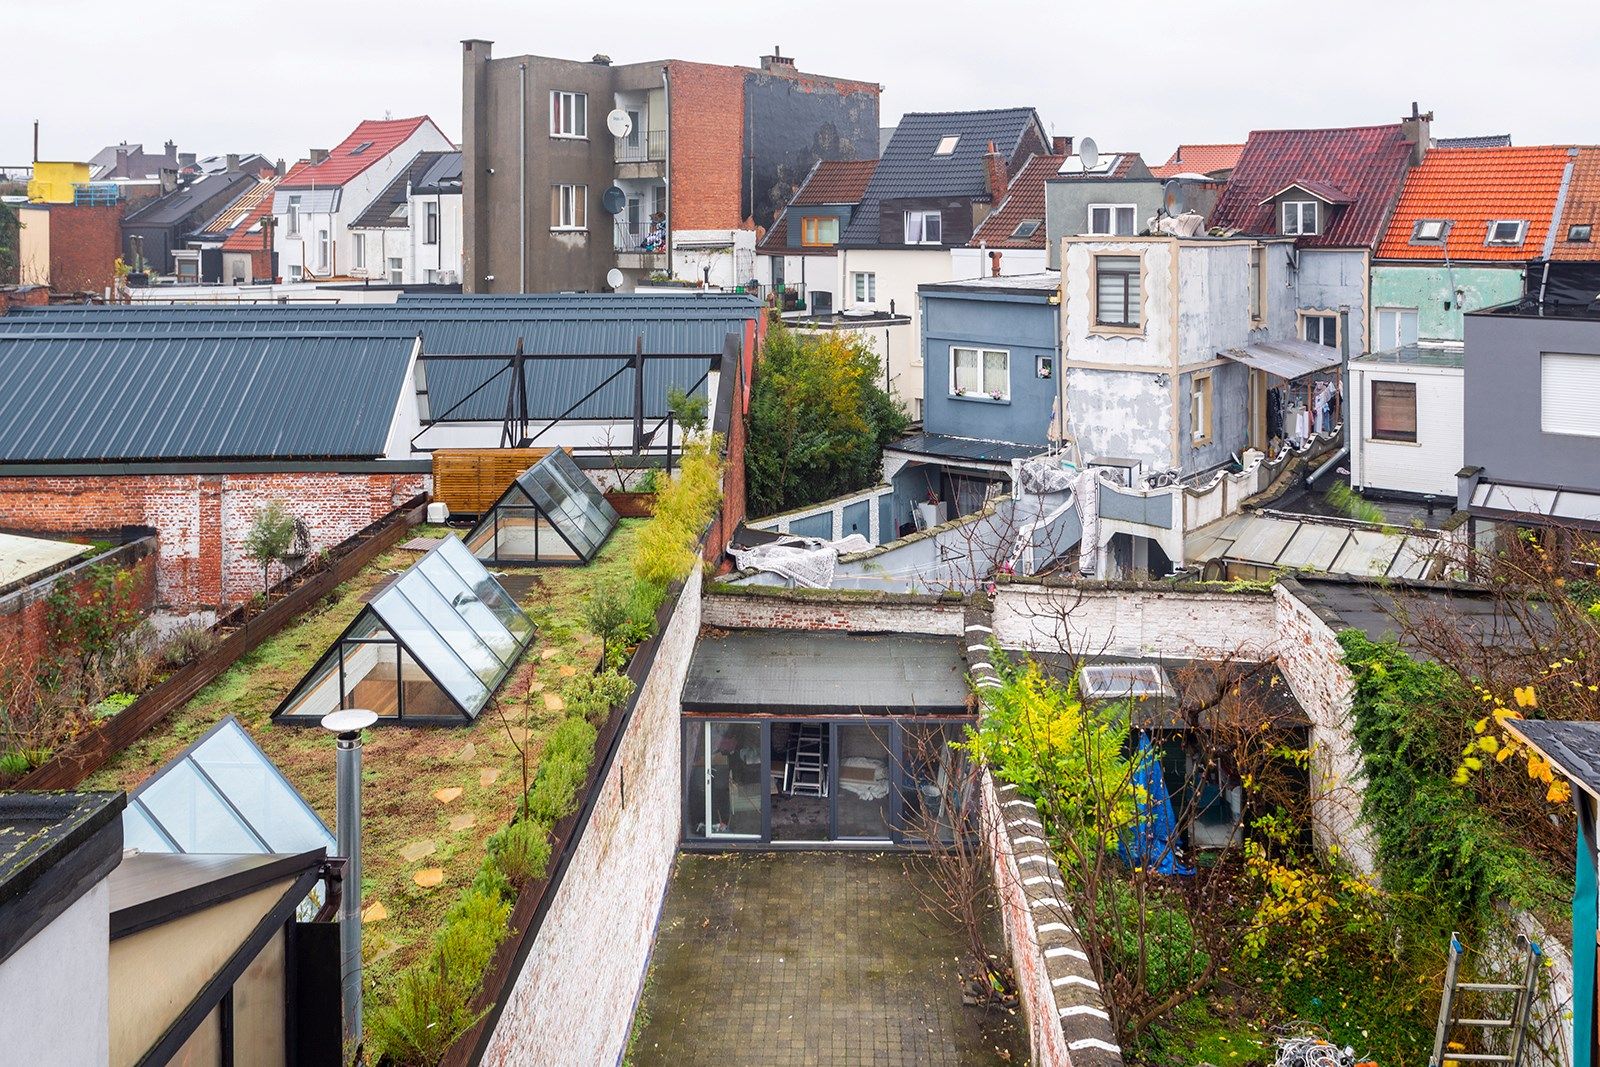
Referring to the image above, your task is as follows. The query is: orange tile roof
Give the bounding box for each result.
[1551,146,1600,261]
[970,154,1064,248]
[1152,143,1244,179]
[222,160,308,252]
[1376,146,1571,261]
[791,159,878,206]
[282,117,438,188]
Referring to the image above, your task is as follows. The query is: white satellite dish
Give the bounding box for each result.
[606,268,625,289]
[606,109,633,139]
[1078,136,1099,172]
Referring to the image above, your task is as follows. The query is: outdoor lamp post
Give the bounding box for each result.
[322,707,378,1051]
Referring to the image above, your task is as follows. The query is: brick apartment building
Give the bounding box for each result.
[16,201,124,296]
[461,41,880,293]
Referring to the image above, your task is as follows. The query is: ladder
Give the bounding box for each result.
[787,725,828,797]
[1428,931,1543,1066]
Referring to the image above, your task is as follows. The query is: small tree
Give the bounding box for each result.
[666,385,708,437]
[243,501,298,592]
[582,580,630,667]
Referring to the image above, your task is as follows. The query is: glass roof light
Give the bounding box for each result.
[463,448,620,565]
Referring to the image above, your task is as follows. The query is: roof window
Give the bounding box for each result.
[1569,223,1593,243]
[1080,663,1173,700]
[933,135,960,156]
[1411,219,1450,242]
[350,140,375,156]
[1485,219,1528,246]
[1010,219,1041,239]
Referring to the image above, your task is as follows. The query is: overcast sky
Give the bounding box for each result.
[8,0,1596,168]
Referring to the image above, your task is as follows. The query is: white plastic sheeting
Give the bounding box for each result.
[728,534,873,588]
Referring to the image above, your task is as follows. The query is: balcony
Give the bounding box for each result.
[615,221,667,272]
[614,129,667,179]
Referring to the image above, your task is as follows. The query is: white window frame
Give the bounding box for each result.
[1281,200,1320,236]
[423,200,439,246]
[315,228,330,272]
[1300,311,1339,348]
[1485,219,1528,246]
[904,209,942,245]
[550,91,588,139]
[1087,203,1137,236]
[1190,373,1213,444]
[387,257,403,285]
[288,264,304,282]
[1374,306,1419,349]
[933,135,960,156]
[1541,353,1600,437]
[351,231,366,270]
[552,184,588,231]
[1411,219,1449,242]
[286,194,301,237]
[950,346,1010,401]
[852,271,876,304]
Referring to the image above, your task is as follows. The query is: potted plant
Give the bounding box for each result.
[917,489,945,529]
[605,467,660,517]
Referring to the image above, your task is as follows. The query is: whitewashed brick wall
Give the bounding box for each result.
[701,590,966,635]
[992,583,1280,660]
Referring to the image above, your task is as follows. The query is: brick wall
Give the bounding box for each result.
[666,62,747,230]
[992,582,1280,660]
[701,588,965,634]
[0,471,427,609]
[49,203,123,295]
[481,567,702,1066]
[0,538,158,676]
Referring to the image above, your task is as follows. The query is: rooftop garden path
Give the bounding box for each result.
[86,518,645,996]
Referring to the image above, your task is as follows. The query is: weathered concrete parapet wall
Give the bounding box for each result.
[702,585,967,635]
[992,580,1280,660]
[480,568,703,1067]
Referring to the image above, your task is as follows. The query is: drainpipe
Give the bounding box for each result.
[662,67,672,276]
[518,62,527,292]
[322,707,378,1051]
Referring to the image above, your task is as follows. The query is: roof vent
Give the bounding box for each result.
[760,46,795,71]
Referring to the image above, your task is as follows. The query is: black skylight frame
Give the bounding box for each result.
[272,536,535,726]
[1570,223,1593,243]
[350,140,375,156]
[1011,219,1042,239]
[464,448,620,566]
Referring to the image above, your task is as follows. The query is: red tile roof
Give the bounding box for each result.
[760,158,878,253]
[1209,125,1415,249]
[970,154,1064,248]
[223,160,308,251]
[1551,146,1600,262]
[1376,146,1572,261]
[1151,143,1244,179]
[281,117,437,188]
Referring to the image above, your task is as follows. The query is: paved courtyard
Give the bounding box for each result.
[627,851,1027,1066]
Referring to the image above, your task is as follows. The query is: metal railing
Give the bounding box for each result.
[614,129,666,163]
[614,221,667,256]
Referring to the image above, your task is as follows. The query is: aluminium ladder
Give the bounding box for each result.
[1428,931,1543,1066]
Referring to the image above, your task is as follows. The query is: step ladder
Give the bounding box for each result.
[1428,931,1542,1066]
[787,725,828,797]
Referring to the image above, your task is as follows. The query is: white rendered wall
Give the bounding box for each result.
[0,880,111,1067]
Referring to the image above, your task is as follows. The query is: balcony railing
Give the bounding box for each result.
[614,129,666,164]
[615,221,668,256]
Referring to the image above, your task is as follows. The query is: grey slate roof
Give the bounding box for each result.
[681,630,971,714]
[0,332,417,463]
[1436,134,1513,149]
[413,152,462,194]
[122,170,258,229]
[839,108,1046,247]
[1502,720,1600,800]
[886,432,1048,463]
[350,150,453,230]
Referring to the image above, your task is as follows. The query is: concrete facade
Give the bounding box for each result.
[0,880,112,1067]
[1044,177,1165,270]
[839,247,949,412]
[1371,262,1526,342]
[1295,249,1370,352]
[921,282,1060,447]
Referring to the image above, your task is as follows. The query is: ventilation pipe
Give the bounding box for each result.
[322,707,378,1049]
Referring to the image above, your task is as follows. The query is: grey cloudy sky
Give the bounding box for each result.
[8,0,1596,167]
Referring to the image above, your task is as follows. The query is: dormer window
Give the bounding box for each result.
[800,215,839,246]
[1411,219,1450,243]
[933,135,960,156]
[904,209,942,245]
[1010,219,1040,239]
[1570,224,1593,243]
[1281,200,1320,236]
[1485,220,1528,246]
[349,141,374,156]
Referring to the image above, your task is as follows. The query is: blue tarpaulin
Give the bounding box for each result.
[1119,733,1194,876]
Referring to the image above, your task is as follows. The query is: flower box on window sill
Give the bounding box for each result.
[950,391,1010,405]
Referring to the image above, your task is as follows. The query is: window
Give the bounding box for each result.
[551,184,588,230]
[1249,246,1263,321]
[349,140,374,156]
[1011,219,1041,240]
[852,271,876,304]
[1087,203,1137,236]
[1036,354,1053,379]
[625,108,642,149]
[1541,353,1600,437]
[1281,200,1319,236]
[286,194,301,237]
[288,265,304,282]
[351,232,366,270]
[1094,255,1142,328]
[1375,307,1419,348]
[1486,219,1528,245]
[424,201,439,245]
[1301,312,1338,348]
[550,91,588,138]
[801,215,839,246]
[1370,380,1418,442]
[951,346,1009,400]
[1190,373,1213,444]
[904,209,942,245]
[1569,223,1593,243]
[387,257,403,285]
[316,228,329,272]
[1412,219,1450,242]
[933,135,960,156]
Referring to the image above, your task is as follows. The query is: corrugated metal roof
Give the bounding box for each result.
[1219,339,1341,379]
[0,332,416,463]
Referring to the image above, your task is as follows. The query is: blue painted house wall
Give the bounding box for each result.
[921,287,1059,447]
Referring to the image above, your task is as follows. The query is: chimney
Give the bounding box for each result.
[159,167,177,193]
[178,152,197,168]
[985,141,1008,202]
[163,140,177,162]
[115,146,130,173]
[1401,101,1433,165]
[989,249,1003,277]
[310,148,330,164]
[226,153,240,172]
[760,46,796,72]
[1052,136,1072,156]
[275,158,286,175]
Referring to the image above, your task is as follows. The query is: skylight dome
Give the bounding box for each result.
[464,448,620,565]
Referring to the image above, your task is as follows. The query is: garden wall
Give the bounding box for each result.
[477,567,703,1067]
[0,536,158,676]
[992,581,1279,660]
[701,586,966,635]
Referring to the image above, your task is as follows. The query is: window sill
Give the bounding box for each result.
[1090,324,1144,337]
[1368,436,1421,446]
[950,393,1011,406]
[550,227,589,234]
[550,133,589,141]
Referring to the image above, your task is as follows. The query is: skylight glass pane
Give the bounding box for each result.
[191,720,335,854]
[436,535,534,642]
[371,585,489,714]
[123,801,176,853]
[392,572,510,683]
[139,761,265,854]
[934,135,959,156]
[416,551,520,662]
[1081,663,1170,699]
[277,643,346,722]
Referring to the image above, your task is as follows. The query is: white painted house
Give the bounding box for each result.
[272,116,454,283]
[348,150,464,285]
[1348,344,1464,499]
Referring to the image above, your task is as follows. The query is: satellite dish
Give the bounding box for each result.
[606,268,625,289]
[606,109,633,138]
[1078,136,1099,172]
[601,186,627,215]
[1162,179,1187,216]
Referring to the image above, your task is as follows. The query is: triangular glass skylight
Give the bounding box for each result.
[273,535,535,725]
[464,448,620,565]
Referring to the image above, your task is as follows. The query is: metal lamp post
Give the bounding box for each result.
[321,707,378,1051]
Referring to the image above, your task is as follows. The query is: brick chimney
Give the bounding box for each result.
[1052,136,1073,156]
[163,139,177,161]
[1401,101,1433,165]
[985,141,1008,202]
[989,249,1003,277]
[310,148,330,164]
[760,46,796,72]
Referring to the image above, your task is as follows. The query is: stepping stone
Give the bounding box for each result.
[543,692,565,712]
[558,665,577,678]
[529,681,545,693]
[449,813,477,832]
[399,839,436,863]
[479,767,501,787]
[504,726,530,745]
[540,648,561,661]
[413,868,445,888]
[434,786,464,805]
[456,742,477,761]
[361,900,389,923]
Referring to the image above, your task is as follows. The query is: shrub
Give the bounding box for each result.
[526,756,587,824]
[489,817,552,887]
[543,715,598,766]
[634,437,722,589]
[582,581,630,664]
[1104,882,1209,1002]
[560,670,634,726]
[162,619,218,667]
[243,500,298,592]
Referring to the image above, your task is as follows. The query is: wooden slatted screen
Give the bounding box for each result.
[432,448,554,515]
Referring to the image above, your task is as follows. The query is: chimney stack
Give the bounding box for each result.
[1401,101,1433,165]
[178,152,197,168]
[984,141,1008,202]
[163,140,177,161]
[760,46,796,72]
[275,158,286,175]
[310,148,330,164]
[989,249,1003,277]
[1052,136,1072,156]
[226,153,240,172]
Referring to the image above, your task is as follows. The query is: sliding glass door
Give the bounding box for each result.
[685,721,764,839]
